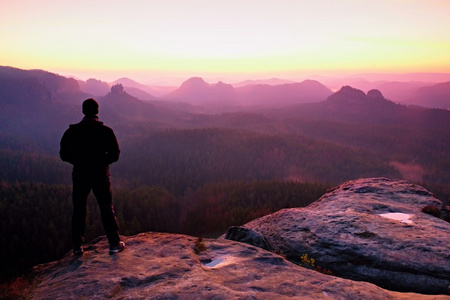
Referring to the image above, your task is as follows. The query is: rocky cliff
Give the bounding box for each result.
[16,232,447,299]
[228,178,450,295]
[6,178,450,299]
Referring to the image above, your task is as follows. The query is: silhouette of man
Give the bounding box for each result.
[60,98,125,255]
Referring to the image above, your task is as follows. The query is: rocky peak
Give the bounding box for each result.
[166,77,236,105]
[327,86,393,105]
[367,89,384,99]
[327,85,367,103]
[23,230,447,299]
[111,83,125,94]
[234,178,450,295]
[81,78,111,96]
[213,80,235,95]
[179,77,209,91]
[214,80,232,89]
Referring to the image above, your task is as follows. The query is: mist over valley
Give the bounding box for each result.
[1,66,449,284]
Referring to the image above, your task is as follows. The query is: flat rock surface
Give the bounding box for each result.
[25,232,447,299]
[238,178,450,295]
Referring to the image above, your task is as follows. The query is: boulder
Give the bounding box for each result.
[237,178,450,295]
[225,226,274,251]
[22,232,448,299]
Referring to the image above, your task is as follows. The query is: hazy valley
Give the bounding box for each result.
[0,66,449,286]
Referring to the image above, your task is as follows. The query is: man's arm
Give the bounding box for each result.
[105,128,120,165]
[60,128,76,164]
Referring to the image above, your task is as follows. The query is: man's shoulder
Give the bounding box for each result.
[66,122,85,132]
[65,120,115,135]
[63,123,79,133]
[97,122,115,134]
[96,121,115,133]
[69,119,105,128]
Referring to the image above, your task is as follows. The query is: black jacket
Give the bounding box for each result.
[60,117,120,173]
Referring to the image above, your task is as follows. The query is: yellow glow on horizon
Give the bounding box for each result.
[1,0,449,82]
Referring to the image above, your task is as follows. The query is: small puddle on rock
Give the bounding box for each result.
[202,259,224,268]
[379,212,413,224]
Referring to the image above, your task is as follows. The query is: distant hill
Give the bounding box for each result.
[232,78,294,87]
[97,84,194,127]
[372,81,425,104]
[0,66,87,105]
[78,78,111,96]
[0,68,191,154]
[266,85,450,130]
[113,77,175,98]
[366,81,450,109]
[319,87,404,124]
[113,77,149,90]
[0,66,90,153]
[324,86,396,108]
[165,77,237,106]
[410,81,450,109]
[317,74,450,109]
[166,77,332,108]
[77,77,173,100]
[98,84,155,122]
[236,80,332,106]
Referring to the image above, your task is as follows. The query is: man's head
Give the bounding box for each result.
[82,98,99,117]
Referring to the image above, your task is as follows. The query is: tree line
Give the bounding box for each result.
[114,128,400,194]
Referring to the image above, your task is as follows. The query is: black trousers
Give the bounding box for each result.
[72,171,120,248]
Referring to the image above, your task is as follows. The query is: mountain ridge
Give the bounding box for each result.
[2,66,450,108]
[165,76,333,107]
[165,77,237,105]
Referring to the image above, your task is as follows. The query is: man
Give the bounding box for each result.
[60,98,125,255]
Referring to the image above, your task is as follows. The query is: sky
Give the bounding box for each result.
[1,0,450,84]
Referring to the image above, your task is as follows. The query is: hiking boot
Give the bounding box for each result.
[73,247,84,256]
[109,241,125,254]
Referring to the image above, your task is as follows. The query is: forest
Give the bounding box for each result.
[0,66,449,282]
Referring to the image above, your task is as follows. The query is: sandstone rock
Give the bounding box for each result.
[20,232,447,299]
[234,178,450,295]
[224,226,274,251]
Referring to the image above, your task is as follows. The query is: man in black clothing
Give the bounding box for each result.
[60,98,125,254]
